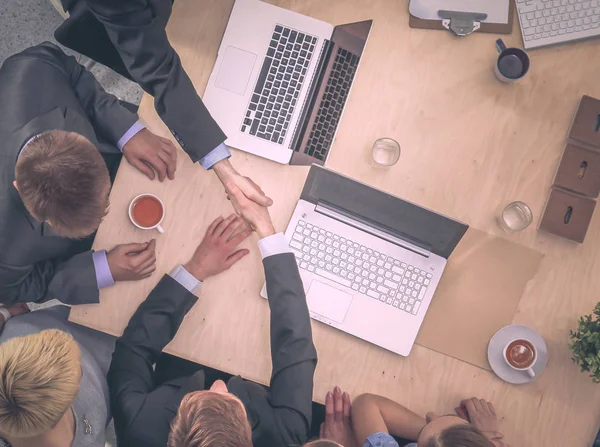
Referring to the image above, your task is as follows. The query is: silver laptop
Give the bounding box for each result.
[261,166,468,356]
[204,0,372,165]
[516,0,600,49]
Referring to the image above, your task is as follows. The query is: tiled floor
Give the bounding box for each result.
[0,0,145,445]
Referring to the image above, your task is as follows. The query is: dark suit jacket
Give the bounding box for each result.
[0,43,138,305]
[57,0,227,162]
[108,253,318,447]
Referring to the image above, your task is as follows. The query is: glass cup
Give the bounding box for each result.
[498,201,533,232]
[371,138,401,167]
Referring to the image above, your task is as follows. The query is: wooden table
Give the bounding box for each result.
[70,1,600,445]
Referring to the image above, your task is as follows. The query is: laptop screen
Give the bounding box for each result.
[300,165,468,259]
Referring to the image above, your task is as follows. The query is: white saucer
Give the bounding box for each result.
[487,325,548,385]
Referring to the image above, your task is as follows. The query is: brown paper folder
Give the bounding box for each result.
[415,229,543,371]
[409,1,515,34]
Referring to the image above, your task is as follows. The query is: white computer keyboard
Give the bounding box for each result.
[288,220,432,315]
[517,0,600,49]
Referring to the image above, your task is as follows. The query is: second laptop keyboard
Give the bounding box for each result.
[517,0,600,49]
[289,221,432,316]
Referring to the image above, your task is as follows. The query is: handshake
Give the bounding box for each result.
[106,168,275,283]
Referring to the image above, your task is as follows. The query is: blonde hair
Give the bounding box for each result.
[168,391,252,447]
[0,329,81,438]
[304,441,344,447]
[426,425,495,447]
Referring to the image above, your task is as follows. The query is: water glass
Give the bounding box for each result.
[498,201,533,232]
[371,138,401,167]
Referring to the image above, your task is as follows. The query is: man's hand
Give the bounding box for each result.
[107,240,157,281]
[456,398,509,446]
[456,398,500,433]
[227,183,275,239]
[184,215,252,281]
[122,128,177,181]
[320,386,359,447]
[213,159,273,210]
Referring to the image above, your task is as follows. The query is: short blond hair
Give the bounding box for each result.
[168,391,252,447]
[0,329,81,438]
[304,441,344,447]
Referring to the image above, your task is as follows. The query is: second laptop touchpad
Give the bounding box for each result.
[215,46,256,95]
[306,281,353,324]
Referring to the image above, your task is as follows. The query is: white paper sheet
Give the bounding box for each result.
[409,0,510,24]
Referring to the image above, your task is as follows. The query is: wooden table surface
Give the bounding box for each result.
[70,1,600,445]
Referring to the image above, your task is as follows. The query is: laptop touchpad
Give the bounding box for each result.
[306,281,353,324]
[215,46,257,95]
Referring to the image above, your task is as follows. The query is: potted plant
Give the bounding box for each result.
[569,302,600,383]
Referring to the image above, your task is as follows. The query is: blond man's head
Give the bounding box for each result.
[0,329,81,438]
[168,387,252,447]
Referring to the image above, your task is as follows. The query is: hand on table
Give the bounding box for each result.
[122,128,177,181]
[456,398,508,447]
[107,240,157,281]
[184,214,253,281]
[320,386,359,447]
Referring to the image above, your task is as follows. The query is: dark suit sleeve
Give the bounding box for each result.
[83,0,227,162]
[0,251,99,306]
[22,42,138,147]
[108,274,198,441]
[263,253,318,444]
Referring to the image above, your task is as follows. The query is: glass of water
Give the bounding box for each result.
[371,138,401,167]
[498,201,533,232]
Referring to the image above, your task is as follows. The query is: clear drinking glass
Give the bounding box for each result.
[498,201,533,232]
[371,138,401,167]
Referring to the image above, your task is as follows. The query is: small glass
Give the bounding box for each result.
[371,138,401,167]
[498,201,533,232]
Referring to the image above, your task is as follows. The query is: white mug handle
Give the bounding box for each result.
[526,367,536,378]
[156,224,164,234]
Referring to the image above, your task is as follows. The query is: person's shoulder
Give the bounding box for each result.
[364,432,402,447]
[2,43,65,68]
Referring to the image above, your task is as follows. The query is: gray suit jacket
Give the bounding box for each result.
[0,43,138,305]
[108,253,318,447]
[58,0,227,161]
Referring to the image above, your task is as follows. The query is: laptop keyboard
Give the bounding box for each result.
[302,48,360,161]
[241,25,317,145]
[289,221,432,316]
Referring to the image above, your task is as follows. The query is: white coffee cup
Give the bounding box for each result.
[128,193,165,233]
[503,338,537,378]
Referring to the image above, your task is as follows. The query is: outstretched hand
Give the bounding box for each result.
[212,160,273,228]
[184,215,253,281]
[227,183,275,238]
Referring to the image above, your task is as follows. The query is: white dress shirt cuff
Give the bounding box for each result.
[0,308,11,323]
[117,120,146,151]
[92,250,115,289]
[169,264,202,293]
[258,233,290,259]
[199,142,231,170]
